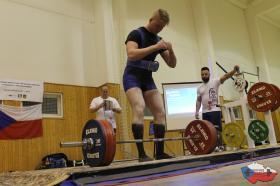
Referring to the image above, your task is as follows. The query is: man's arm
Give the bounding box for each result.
[126,40,167,61]
[160,41,177,68]
[112,99,122,114]
[220,65,239,84]
[195,95,202,119]
[112,107,122,113]
[90,101,104,113]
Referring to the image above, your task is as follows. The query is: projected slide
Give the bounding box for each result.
[163,82,202,130]
[165,87,197,115]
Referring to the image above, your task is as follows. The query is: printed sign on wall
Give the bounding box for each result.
[0,79,43,102]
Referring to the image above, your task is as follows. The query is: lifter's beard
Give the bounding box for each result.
[202,77,209,83]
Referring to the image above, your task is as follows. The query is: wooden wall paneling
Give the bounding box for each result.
[105,83,124,160]
[0,83,101,171]
[142,120,185,159]
[2,100,21,106]
[272,110,280,142]
[0,100,43,171]
[122,90,185,160]
[143,119,155,158]
[0,82,187,171]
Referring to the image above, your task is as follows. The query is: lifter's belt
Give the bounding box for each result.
[126,60,159,72]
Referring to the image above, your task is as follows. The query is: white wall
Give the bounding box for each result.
[1,0,279,92]
[245,0,280,84]
[257,18,280,87]
[123,0,202,92]
[204,0,257,100]
[0,0,104,86]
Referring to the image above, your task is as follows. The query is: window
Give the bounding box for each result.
[144,106,153,119]
[42,93,63,118]
[232,107,242,120]
[22,101,39,106]
[22,93,63,118]
[249,109,257,120]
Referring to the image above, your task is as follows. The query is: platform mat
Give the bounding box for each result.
[0,168,69,186]
[121,155,280,186]
[74,153,280,185]
[1,144,279,186]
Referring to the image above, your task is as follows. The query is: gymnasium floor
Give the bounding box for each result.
[121,156,280,186]
[69,145,280,186]
[1,145,279,186]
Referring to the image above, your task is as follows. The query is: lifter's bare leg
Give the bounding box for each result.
[144,89,173,159]
[126,87,153,162]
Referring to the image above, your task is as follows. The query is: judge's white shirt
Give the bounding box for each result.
[89,96,121,129]
[197,78,221,113]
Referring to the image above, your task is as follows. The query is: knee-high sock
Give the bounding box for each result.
[216,130,223,147]
[154,124,165,156]
[132,123,146,157]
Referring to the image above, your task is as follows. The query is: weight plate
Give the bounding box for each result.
[248,120,269,142]
[99,120,116,166]
[184,120,217,155]
[247,82,277,112]
[222,123,245,147]
[270,84,280,112]
[82,119,107,166]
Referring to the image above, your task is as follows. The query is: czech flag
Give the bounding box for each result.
[0,104,43,139]
[241,163,278,184]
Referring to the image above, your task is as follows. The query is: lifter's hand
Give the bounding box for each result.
[98,102,105,109]
[100,102,105,108]
[234,65,240,73]
[165,42,173,51]
[155,40,168,50]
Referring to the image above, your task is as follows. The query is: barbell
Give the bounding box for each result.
[60,119,218,167]
[61,136,200,147]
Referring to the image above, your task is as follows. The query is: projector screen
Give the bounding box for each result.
[162,82,202,131]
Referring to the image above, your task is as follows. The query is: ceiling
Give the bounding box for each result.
[262,7,280,28]
[229,0,280,28]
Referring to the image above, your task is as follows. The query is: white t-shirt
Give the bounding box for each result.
[197,78,221,113]
[89,96,121,129]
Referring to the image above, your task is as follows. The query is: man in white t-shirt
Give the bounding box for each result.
[89,85,122,133]
[195,65,239,151]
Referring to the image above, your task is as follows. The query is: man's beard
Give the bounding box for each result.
[202,77,209,83]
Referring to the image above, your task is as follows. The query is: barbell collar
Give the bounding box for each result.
[60,138,94,148]
[60,141,86,148]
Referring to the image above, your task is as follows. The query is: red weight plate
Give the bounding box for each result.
[99,120,116,166]
[247,82,277,112]
[270,84,280,112]
[184,120,217,155]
